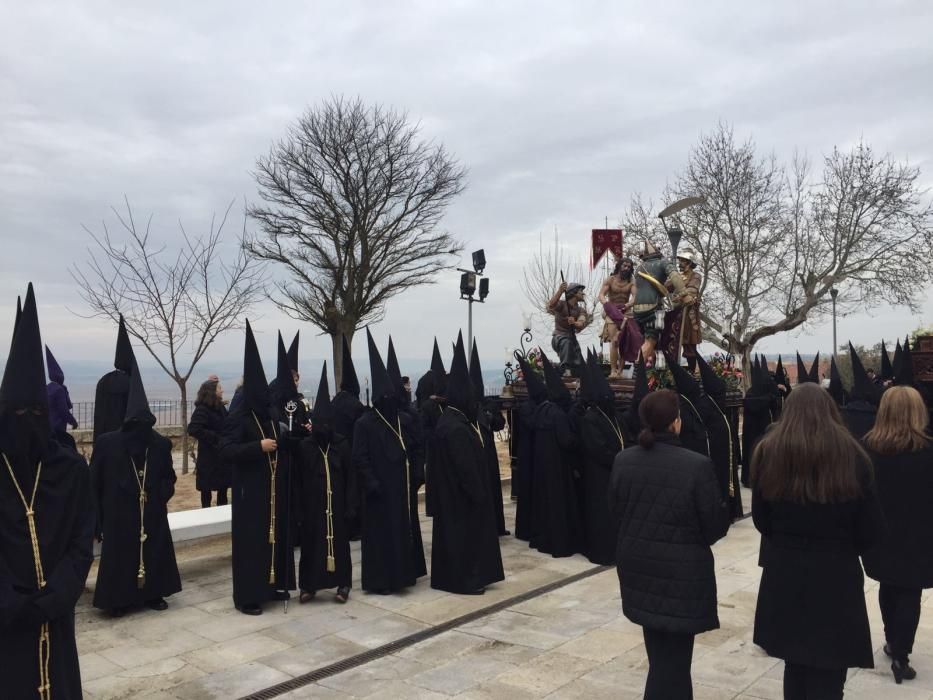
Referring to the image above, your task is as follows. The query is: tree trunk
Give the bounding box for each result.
[331,332,342,393]
[178,381,190,475]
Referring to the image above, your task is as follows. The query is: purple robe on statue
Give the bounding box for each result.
[602,302,643,363]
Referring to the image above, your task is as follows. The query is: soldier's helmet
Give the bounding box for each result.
[677,248,699,267]
[641,240,659,258]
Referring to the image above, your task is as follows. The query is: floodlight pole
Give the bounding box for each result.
[457,267,485,351]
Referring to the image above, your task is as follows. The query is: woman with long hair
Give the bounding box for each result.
[862,386,933,684]
[609,389,729,698]
[752,383,881,699]
[187,378,230,507]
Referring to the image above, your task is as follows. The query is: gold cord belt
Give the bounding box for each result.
[711,402,736,498]
[597,407,625,448]
[374,410,411,534]
[130,450,149,589]
[3,453,51,700]
[252,414,279,585]
[319,446,336,573]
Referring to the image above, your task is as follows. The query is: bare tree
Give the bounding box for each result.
[625,124,933,383]
[245,96,467,385]
[71,198,265,473]
[520,230,601,351]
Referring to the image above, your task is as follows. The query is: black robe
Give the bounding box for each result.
[677,395,711,458]
[93,370,129,442]
[477,402,507,535]
[0,443,94,700]
[332,391,366,538]
[529,401,582,557]
[91,430,181,609]
[221,406,295,608]
[418,398,444,518]
[430,409,504,593]
[741,392,772,487]
[841,401,877,440]
[695,395,743,520]
[294,435,354,592]
[578,406,624,565]
[513,400,537,542]
[353,410,426,592]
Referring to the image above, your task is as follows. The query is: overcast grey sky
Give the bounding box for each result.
[3,0,933,375]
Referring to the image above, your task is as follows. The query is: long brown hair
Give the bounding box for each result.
[752,383,869,504]
[195,380,221,409]
[864,386,931,455]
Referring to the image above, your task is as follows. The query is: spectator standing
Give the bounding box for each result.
[188,379,230,507]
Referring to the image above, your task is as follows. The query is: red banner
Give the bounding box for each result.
[591,229,624,268]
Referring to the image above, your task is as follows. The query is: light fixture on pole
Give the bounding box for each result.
[458,249,488,350]
[830,287,839,359]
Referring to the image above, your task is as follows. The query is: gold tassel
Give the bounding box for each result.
[269,564,276,585]
[137,570,146,589]
[327,555,336,573]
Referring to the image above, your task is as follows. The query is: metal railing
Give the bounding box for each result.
[72,400,196,428]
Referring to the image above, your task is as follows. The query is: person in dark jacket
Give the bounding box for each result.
[188,379,230,508]
[751,383,881,699]
[609,389,729,699]
[45,345,79,451]
[842,343,882,439]
[862,385,933,684]
[91,354,181,616]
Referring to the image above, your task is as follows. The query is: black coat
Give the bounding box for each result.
[678,395,711,458]
[352,410,426,592]
[418,398,444,518]
[752,466,880,670]
[695,394,743,520]
[294,434,355,592]
[333,390,366,539]
[578,406,625,565]
[430,409,504,593]
[91,429,181,609]
[608,434,729,634]
[188,403,230,492]
[221,407,295,608]
[741,393,772,486]
[862,445,933,588]
[0,443,94,700]
[513,400,537,542]
[478,403,507,536]
[93,370,129,442]
[529,401,582,557]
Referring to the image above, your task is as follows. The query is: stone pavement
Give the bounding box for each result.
[76,491,933,699]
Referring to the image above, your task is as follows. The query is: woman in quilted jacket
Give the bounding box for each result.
[609,389,730,699]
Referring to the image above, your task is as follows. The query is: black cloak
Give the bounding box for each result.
[841,343,880,439]
[418,338,447,518]
[513,355,544,542]
[220,320,295,609]
[333,334,366,540]
[0,284,94,700]
[92,315,134,441]
[741,356,773,487]
[353,329,426,592]
[470,339,507,536]
[666,355,710,458]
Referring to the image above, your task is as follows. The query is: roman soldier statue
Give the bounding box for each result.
[661,248,702,372]
[631,240,685,367]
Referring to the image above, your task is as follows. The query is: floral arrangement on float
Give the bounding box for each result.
[515,347,545,380]
[709,352,742,391]
[646,366,674,391]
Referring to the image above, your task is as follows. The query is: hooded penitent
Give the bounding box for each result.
[519,355,547,404]
[841,342,881,439]
[743,354,774,487]
[622,354,650,444]
[892,340,904,380]
[12,294,22,339]
[114,315,134,373]
[311,362,334,441]
[339,334,360,396]
[897,337,915,386]
[431,338,447,396]
[0,283,51,465]
[123,355,156,428]
[272,331,299,410]
[469,340,486,404]
[446,332,474,415]
[386,337,409,406]
[92,315,137,441]
[366,328,395,410]
[880,341,893,383]
[45,344,78,436]
[668,357,710,457]
[697,353,726,409]
[808,352,821,384]
[287,331,300,373]
[828,356,845,406]
[0,285,96,699]
[541,352,571,408]
[796,352,811,386]
[471,339,508,535]
[241,320,271,418]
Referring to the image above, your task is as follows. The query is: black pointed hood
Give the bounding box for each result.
[518,355,547,404]
[892,339,904,379]
[13,295,22,338]
[774,355,788,388]
[541,352,571,405]
[339,334,360,395]
[696,353,726,406]
[828,356,844,406]
[632,354,649,405]
[796,353,811,385]
[897,337,915,386]
[587,350,615,407]
[366,328,394,403]
[579,349,597,405]
[45,345,65,385]
[469,340,485,400]
[386,336,408,403]
[287,331,300,372]
[668,356,702,400]
[123,355,155,427]
[312,361,334,426]
[430,338,447,396]
[849,343,881,405]
[808,352,821,384]
[0,284,48,416]
[242,320,271,416]
[273,331,298,406]
[114,315,134,372]
[880,341,893,382]
[446,331,474,413]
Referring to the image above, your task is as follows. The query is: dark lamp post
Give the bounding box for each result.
[830,288,839,359]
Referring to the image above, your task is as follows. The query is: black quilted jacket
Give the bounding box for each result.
[608,433,730,634]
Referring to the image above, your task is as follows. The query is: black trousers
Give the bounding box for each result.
[879,583,922,660]
[642,627,695,699]
[783,663,846,700]
[200,489,229,508]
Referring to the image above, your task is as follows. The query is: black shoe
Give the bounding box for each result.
[109,607,127,618]
[499,530,511,537]
[463,587,486,596]
[145,598,168,611]
[892,659,917,684]
[883,643,894,658]
[335,587,350,604]
[273,590,291,601]
[238,604,262,616]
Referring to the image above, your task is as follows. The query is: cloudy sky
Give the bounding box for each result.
[3,0,933,382]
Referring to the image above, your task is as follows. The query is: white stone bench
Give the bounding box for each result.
[168,504,232,542]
